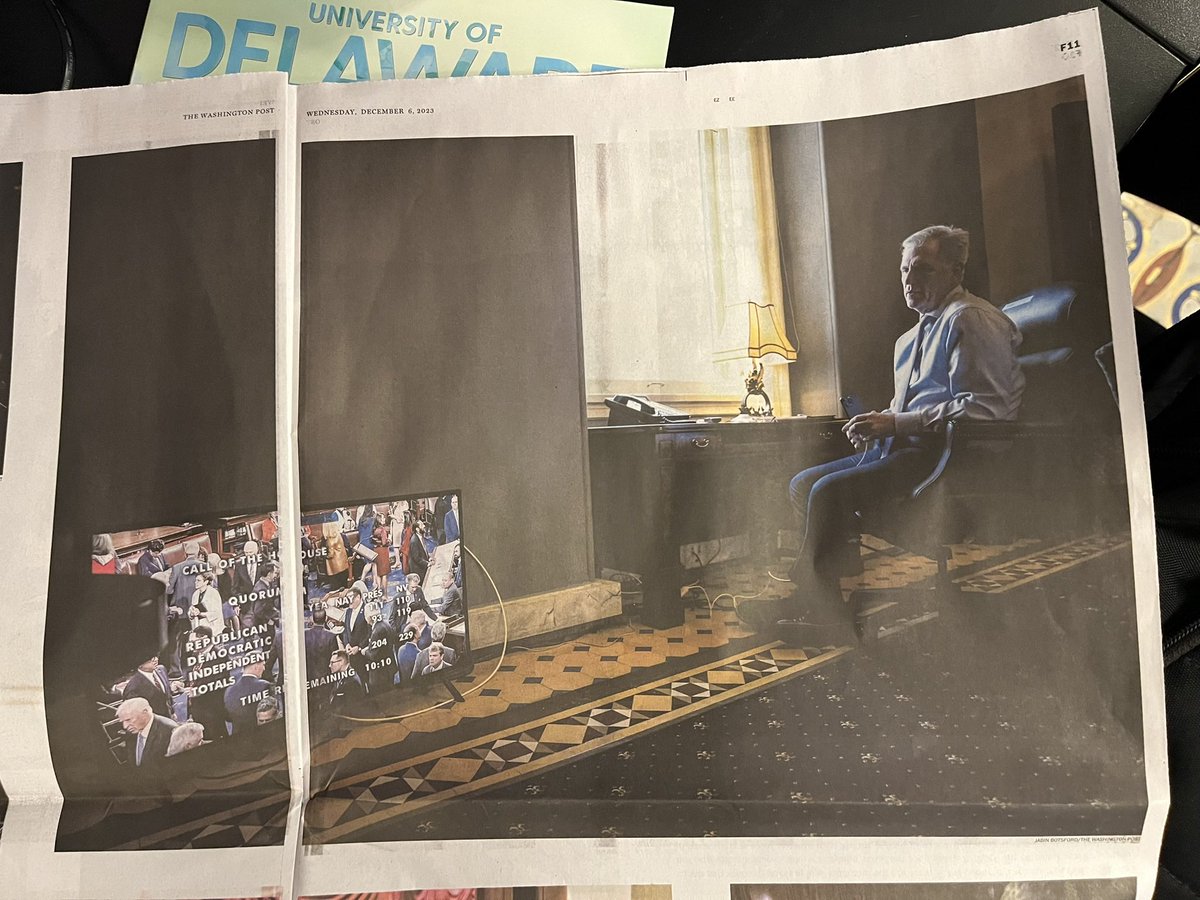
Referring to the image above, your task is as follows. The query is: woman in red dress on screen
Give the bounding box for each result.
[91,533,121,574]
[259,511,279,546]
[372,514,392,597]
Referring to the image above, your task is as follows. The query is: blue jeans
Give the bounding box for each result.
[788,443,936,608]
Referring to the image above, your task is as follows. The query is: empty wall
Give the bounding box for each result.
[300,136,592,603]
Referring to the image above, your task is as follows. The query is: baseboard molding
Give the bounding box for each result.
[470,578,622,650]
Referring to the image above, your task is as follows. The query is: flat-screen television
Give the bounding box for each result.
[300,490,469,718]
[89,511,285,770]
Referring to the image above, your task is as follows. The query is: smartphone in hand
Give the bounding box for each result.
[840,395,867,418]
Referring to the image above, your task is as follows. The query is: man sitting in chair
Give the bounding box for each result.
[740,225,1025,644]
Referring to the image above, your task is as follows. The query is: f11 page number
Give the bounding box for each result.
[1060,39,1082,59]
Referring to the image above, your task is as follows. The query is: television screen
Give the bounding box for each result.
[89,512,285,769]
[300,491,468,716]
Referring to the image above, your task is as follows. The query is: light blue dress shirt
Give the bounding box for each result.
[889,286,1025,437]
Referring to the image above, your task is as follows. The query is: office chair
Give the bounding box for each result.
[847,284,1123,635]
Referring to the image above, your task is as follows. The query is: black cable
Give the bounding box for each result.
[42,0,76,90]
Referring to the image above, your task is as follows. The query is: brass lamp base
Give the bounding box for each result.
[739,362,774,417]
[739,387,774,418]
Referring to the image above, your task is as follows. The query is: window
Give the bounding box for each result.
[576,128,792,417]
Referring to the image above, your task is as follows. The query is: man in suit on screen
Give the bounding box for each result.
[230,540,263,597]
[223,656,274,735]
[121,654,181,721]
[117,697,176,771]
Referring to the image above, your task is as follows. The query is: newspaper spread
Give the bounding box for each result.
[0,12,1167,900]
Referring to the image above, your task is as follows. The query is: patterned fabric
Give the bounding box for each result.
[1124,192,1200,327]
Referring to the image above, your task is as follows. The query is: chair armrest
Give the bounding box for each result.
[945,419,1071,441]
[910,423,955,499]
[909,418,1072,499]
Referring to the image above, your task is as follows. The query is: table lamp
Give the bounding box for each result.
[731,300,797,417]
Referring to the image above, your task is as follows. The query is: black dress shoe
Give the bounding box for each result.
[775,580,857,645]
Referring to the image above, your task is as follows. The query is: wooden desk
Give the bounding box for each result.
[588,417,849,627]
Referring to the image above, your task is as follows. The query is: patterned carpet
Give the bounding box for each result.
[55,531,1143,850]
[305,642,850,841]
[306,532,1144,845]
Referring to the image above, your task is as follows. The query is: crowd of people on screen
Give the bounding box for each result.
[95,498,465,768]
[96,519,285,772]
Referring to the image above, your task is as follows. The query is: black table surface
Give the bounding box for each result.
[0,0,1195,149]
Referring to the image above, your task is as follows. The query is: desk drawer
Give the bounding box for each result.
[656,431,722,458]
[813,423,843,444]
[656,425,844,459]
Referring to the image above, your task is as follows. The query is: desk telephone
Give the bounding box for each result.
[605,394,720,426]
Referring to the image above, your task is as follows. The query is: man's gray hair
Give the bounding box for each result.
[256,695,282,718]
[902,225,970,270]
[182,540,201,557]
[430,620,447,641]
[166,722,204,756]
[116,697,151,718]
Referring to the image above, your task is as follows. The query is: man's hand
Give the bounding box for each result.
[843,411,896,448]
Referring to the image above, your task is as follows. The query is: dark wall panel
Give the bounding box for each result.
[822,102,989,410]
[300,136,590,602]
[46,140,278,803]
[0,162,19,473]
[60,142,277,526]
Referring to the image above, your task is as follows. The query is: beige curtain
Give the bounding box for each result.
[577,128,792,414]
[701,126,791,414]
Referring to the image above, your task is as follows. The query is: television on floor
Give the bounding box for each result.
[300,490,470,717]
